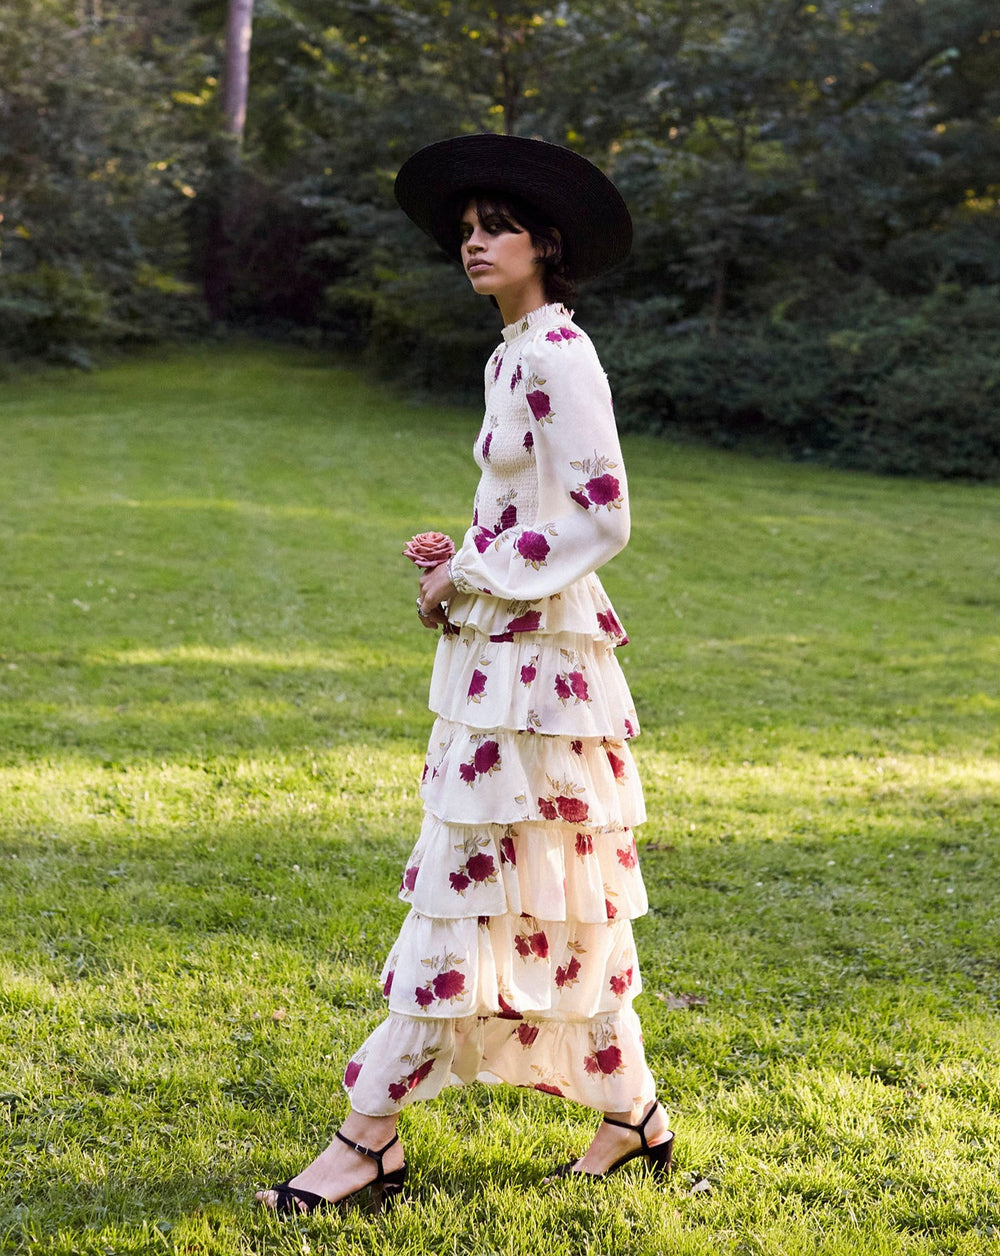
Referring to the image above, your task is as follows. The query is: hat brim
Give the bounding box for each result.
[394,134,632,282]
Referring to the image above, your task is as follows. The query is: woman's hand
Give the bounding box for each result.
[417,563,457,629]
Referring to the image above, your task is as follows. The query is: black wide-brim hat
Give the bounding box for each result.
[394,133,633,282]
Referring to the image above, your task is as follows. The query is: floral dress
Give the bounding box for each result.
[344,302,656,1116]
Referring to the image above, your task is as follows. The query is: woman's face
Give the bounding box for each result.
[459,200,548,322]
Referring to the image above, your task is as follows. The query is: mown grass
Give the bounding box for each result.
[1,343,998,1256]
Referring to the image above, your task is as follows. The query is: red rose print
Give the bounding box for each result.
[585,474,621,506]
[414,985,434,1007]
[517,1023,539,1047]
[526,390,552,421]
[473,740,500,775]
[514,935,530,957]
[466,852,496,883]
[554,675,572,701]
[569,672,590,701]
[575,832,593,857]
[609,973,632,996]
[482,432,493,461]
[490,632,514,643]
[523,431,533,450]
[528,931,549,958]
[449,870,471,893]
[459,762,477,784]
[408,1059,434,1088]
[571,739,583,755]
[624,719,636,738]
[595,1045,624,1074]
[421,761,429,782]
[515,531,550,565]
[500,835,516,865]
[474,527,495,553]
[555,955,581,988]
[570,491,590,510]
[605,898,618,919]
[498,993,522,1019]
[607,751,626,781]
[507,611,541,633]
[617,842,637,869]
[556,796,589,823]
[520,663,537,685]
[493,353,504,381]
[388,1081,408,1101]
[344,1060,362,1088]
[433,969,466,1001]
[383,971,394,996]
[403,865,419,891]
[510,361,523,390]
[535,1082,564,1096]
[537,797,558,820]
[498,504,518,532]
[597,610,623,637]
[468,670,487,701]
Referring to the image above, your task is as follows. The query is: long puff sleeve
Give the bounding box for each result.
[450,321,629,602]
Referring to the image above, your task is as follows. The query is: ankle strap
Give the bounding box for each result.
[602,1101,659,1152]
[335,1130,399,1174]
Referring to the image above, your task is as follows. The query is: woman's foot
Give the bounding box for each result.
[546,1099,673,1181]
[256,1114,403,1214]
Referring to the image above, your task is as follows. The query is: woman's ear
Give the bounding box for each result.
[535,228,562,264]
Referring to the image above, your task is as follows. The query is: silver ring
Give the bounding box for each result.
[416,598,426,617]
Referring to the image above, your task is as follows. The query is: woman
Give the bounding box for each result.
[258,133,673,1215]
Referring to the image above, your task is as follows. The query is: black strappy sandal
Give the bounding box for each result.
[546,1101,674,1181]
[264,1131,407,1215]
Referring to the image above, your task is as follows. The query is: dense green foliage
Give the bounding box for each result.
[1,2,998,472]
[2,346,999,1255]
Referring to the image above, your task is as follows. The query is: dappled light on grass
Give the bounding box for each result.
[1,346,999,1255]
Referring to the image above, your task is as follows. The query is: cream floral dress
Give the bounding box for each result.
[345,303,656,1116]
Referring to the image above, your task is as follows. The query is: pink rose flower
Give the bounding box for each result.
[498,503,518,532]
[610,974,628,997]
[571,739,583,755]
[605,897,618,919]
[388,1081,408,1101]
[520,663,537,685]
[526,390,552,421]
[528,931,549,958]
[403,865,419,891]
[473,740,500,775]
[554,675,572,701]
[403,531,456,568]
[617,842,637,869]
[383,971,394,996]
[517,1023,539,1047]
[537,797,558,820]
[449,870,471,893]
[555,956,581,988]
[597,609,623,638]
[575,832,593,857]
[523,431,534,450]
[506,611,541,633]
[607,750,626,781]
[459,762,477,784]
[414,985,434,1007]
[344,1060,362,1088]
[515,530,550,566]
[570,490,591,510]
[468,670,487,701]
[482,432,493,461]
[569,671,589,702]
[595,1045,623,1074]
[585,474,621,507]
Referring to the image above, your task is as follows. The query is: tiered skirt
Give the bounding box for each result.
[344,576,656,1116]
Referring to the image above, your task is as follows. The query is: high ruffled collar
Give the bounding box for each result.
[501,302,573,344]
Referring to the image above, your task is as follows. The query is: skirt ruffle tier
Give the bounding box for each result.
[344,582,655,1117]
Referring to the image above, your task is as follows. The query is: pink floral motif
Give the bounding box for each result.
[516,1023,539,1047]
[617,841,637,869]
[537,797,558,820]
[460,739,502,785]
[498,992,522,1019]
[523,431,534,450]
[526,390,552,422]
[606,749,626,781]
[514,930,549,959]
[569,672,590,701]
[388,1081,408,1101]
[570,490,590,510]
[402,865,419,892]
[467,669,487,702]
[403,531,456,568]
[554,675,571,701]
[474,527,495,553]
[584,1045,624,1076]
[575,832,593,857]
[570,739,583,755]
[544,327,579,343]
[515,530,550,567]
[344,1060,362,1088]
[498,503,518,532]
[585,474,622,507]
[414,985,434,1008]
[510,361,523,390]
[449,870,471,893]
[500,835,516,865]
[482,432,493,461]
[555,955,581,988]
[507,610,541,633]
[433,969,466,1001]
[609,967,634,997]
[493,353,504,382]
[520,662,537,685]
[624,719,637,738]
[597,609,623,638]
[605,897,618,919]
[387,1058,436,1103]
[383,971,394,996]
[535,1082,564,1096]
[556,795,589,823]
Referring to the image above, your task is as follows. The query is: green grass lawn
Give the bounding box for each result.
[1,343,998,1256]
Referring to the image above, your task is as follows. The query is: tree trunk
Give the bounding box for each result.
[222,0,254,145]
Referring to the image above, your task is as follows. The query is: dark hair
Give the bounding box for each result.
[452,189,576,306]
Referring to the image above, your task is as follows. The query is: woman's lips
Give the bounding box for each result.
[467,261,492,274]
